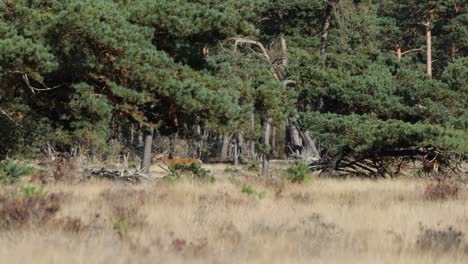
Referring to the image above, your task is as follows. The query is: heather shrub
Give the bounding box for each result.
[0,190,62,229]
[424,177,460,200]
[417,224,464,252]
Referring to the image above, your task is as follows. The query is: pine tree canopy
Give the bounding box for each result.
[0,0,466,165]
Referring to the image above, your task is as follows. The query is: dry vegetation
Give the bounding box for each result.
[0,162,467,264]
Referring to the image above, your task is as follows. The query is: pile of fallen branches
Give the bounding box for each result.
[84,168,153,183]
[46,152,154,183]
[309,147,466,178]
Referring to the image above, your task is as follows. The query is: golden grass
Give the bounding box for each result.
[1,169,467,264]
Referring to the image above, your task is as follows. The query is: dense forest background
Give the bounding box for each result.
[0,0,466,176]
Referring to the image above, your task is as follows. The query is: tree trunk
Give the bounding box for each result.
[426,20,432,77]
[237,132,244,164]
[221,133,231,161]
[261,117,272,177]
[233,137,239,165]
[169,133,177,158]
[249,113,256,159]
[396,46,402,61]
[450,3,460,62]
[320,0,336,55]
[271,127,276,158]
[141,128,153,176]
[286,116,321,161]
[279,29,288,67]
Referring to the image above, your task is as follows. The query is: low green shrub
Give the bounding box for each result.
[165,163,214,183]
[282,161,313,184]
[241,184,265,199]
[0,160,32,185]
[245,162,260,172]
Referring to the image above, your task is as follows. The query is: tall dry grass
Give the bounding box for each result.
[0,169,467,263]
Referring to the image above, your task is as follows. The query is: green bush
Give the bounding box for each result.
[165,163,214,183]
[0,160,32,185]
[224,167,240,173]
[282,161,313,184]
[241,185,265,199]
[21,186,46,197]
[245,162,260,172]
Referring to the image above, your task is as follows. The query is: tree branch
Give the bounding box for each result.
[228,37,272,64]
[283,80,296,87]
[0,107,20,126]
[401,48,423,55]
[11,71,64,94]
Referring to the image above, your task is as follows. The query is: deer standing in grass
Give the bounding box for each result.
[153,153,202,167]
[420,154,440,177]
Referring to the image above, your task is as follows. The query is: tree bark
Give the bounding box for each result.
[451,4,458,62]
[261,117,272,177]
[279,26,288,67]
[237,132,244,164]
[320,0,336,55]
[426,21,432,77]
[396,47,402,61]
[221,133,231,161]
[271,127,276,158]
[233,137,239,165]
[141,128,153,176]
[249,113,256,159]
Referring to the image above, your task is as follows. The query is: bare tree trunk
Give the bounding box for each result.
[426,21,432,77]
[233,137,239,165]
[249,113,256,159]
[271,127,276,158]
[137,133,143,148]
[141,128,153,176]
[169,133,177,158]
[130,124,134,146]
[286,116,321,161]
[262,117,272,177]
[221,133,231,161]
[320,0,336,55]
[237,132,244,164]
[279,31,288,67]
[198,130,208,159]
[46,142,55,160]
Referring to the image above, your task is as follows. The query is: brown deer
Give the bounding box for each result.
[153,153,202,167]
[421,154,440,177]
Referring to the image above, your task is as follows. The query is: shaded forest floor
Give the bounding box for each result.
[1,162,467,264]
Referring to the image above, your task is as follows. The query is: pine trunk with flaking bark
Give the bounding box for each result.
[320,0,336,55]
[261,117,272,177]
[141,128,153,176]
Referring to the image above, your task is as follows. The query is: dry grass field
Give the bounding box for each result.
[0,162,467,264]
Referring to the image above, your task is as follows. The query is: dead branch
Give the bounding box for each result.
[401,48,423,56]
[0,106,20,125]
[85,167,154,183]
[228,37,272,63]
[11,71,63,94]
